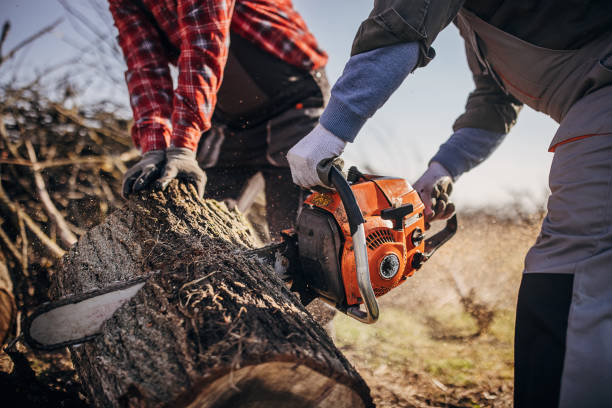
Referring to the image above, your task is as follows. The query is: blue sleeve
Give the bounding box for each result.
[431,127,506,180]
[320,42,420,142]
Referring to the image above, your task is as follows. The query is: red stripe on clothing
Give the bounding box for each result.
[549,133,612,152]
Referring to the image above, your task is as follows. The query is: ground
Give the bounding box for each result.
[334,210,542,407]
[0,209,542,407]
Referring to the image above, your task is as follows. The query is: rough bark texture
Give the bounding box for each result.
[0,253,16,345]
[52,182,372,408]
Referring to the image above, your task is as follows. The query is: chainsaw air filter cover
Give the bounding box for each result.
[298,175,427,309]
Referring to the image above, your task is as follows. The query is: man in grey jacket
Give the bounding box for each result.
[287,1,612,406]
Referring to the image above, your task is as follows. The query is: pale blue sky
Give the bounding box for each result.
[2,0,557,209]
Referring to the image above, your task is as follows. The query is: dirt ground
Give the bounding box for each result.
[0,209,543,407]
[334,210,543,407]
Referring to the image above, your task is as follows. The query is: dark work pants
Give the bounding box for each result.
[204,166,302,240]
[514,273,573,408]
[197,95,324,240]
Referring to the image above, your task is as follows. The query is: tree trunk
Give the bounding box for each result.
[52,182,372,408]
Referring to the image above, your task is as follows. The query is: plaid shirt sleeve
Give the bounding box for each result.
[109,0,174,153]
[171,0,236,152]
[112,0,328,153]
[173,0,329,152]
[231,1,328,72]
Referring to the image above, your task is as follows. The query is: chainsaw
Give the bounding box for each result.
[23,165,457,350]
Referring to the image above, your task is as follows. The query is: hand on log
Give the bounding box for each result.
[52,181,372,408]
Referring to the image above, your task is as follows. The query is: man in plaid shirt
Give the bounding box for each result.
[110,0,328,239]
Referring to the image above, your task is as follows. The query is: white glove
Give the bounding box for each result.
[413,161,455,225]
[287,124,347,188]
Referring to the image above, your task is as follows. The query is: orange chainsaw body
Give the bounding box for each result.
[302,175,426,306]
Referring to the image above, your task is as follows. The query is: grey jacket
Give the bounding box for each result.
[351,0,612,134]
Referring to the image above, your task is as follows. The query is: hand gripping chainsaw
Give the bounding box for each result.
[23,165,457,350]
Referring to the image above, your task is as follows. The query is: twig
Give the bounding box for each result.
[58,0,118,58]
[25,140,77,248]
[0,150,139,169]
[0,21,10,57]
[0,182,65,259]
[0,219,23,265]
[18,213,28,278]
[51,102,132,146]
[0,18,63,66]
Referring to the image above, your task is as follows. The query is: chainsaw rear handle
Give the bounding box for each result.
[328,165,380,324]
[424,214,458,259]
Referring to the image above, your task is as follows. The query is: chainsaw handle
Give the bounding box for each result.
[329,166,379,324]
[424,214,458,259]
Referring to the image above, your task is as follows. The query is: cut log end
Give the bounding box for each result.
[177,362,367,408]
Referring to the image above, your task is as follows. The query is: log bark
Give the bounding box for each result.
[0,252,16,345]
[52,181,372,408]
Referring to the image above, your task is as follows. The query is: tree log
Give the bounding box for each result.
[52,182,372,407]
[0,252,16,345]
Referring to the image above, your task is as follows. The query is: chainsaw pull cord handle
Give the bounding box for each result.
[328,165,380,324]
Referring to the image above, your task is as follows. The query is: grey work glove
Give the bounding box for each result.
[155,147,207,197]
[122,150,165,198]
[413,162,456,227]
[287,123,347,189]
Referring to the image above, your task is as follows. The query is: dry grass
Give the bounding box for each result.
[333,211,544,407]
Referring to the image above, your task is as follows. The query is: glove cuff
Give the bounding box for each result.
[166,146,196,159]
[427,161,452,180]
[308,124,348,155]
[142,149,165,159]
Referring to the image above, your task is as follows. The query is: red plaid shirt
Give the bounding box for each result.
[109,0,327,153]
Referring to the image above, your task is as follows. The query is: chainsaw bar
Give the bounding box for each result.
[24,277,149,350]
[24,239,300,350]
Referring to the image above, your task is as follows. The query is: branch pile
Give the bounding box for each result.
[0,86,137,316]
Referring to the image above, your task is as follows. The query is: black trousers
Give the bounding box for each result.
[514,273,574,408]
[197,93,324,240]
[203,166,302,240]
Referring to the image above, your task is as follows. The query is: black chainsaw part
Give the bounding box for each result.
[424,214,458,258]
[329,166,365,236]
[296,207,346,307]
[381,204,414,231]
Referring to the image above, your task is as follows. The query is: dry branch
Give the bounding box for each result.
[25,140,77,248]
[0,183,65,259]
[0,19,63,66]
[0,150,138,170]
[0,84,133,312]
[0,219,23,265]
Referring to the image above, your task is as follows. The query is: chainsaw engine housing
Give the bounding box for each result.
[296,175,426,309]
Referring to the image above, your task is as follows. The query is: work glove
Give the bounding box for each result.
[413,161,455,227]
[287,124,347,189]
[155,147,207,197]
[122,150,165,198]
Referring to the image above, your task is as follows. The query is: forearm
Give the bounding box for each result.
[109,0,174,153]
[320,42,419,142]
[125,68,174,153]
[431,127,506,180]
[172,0,236,151]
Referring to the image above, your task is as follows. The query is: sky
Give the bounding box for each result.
[2,0,558,210]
